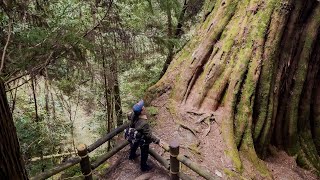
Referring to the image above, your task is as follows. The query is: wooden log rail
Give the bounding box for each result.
[30,121,218,180]
[30,122,129,180]
[157,141,218,180]
[91,141,129,169]
[87,123,129,152]
[30,157,81,180]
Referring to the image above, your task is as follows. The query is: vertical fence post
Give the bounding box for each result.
[77,144,93,180]
[170,141,180,180]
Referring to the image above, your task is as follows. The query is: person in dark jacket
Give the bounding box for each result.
[128,100,160,172]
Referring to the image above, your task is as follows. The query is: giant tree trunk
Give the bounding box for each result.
[147,0,320,177]
[0,78,28,179]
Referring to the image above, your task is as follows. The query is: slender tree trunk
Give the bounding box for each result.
[0,78,28,179]
[114,75,123,127]
[160,0,188,78]
[110,55,123,127]
[147,0,320,176]
[31,77,39,122]
[102,52,112,151]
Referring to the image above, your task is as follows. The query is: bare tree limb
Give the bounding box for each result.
[5,51,54,85]
[0,19,12,74]
[5,78,32,92]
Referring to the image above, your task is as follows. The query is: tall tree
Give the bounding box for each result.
[147,0,320,176]
[0,78,28,179]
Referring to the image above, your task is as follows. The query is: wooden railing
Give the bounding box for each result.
[30,123,130,180]
[30,121,218,180]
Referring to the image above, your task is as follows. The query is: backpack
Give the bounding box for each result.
[124,112,141,143]
[124,127,139,143]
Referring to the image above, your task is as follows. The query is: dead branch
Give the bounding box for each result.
[5,77,32,92]
[0,19,12,74]
[5,51,54,85]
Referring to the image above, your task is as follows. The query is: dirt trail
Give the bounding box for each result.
[98,146,170,180]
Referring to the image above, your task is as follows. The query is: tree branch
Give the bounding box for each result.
[4,0,113,85]
[0,19,12,74]
[5,51,54,85]
[5,77,32,92]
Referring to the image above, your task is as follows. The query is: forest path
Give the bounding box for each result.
[97,145,170,180]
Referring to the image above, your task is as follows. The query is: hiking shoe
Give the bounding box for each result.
[141,165,152,172]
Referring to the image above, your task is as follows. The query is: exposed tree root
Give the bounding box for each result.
[176,120,199,136]
[186,110,205,116]
[203,119,211,137]
[195,113,215,123]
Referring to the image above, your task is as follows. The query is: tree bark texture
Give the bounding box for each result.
[147,0,320,176]
[0,78,28,179]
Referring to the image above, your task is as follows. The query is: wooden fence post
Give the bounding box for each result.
[170,141,180,180]
[77,144,93,180]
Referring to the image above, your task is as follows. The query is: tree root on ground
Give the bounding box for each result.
[176,120,199,136]
[186,110,206,116]
[203,119,211,137]
[180,142,202,156]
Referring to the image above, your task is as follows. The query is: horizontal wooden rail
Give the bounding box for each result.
[178,172,193,180]
[88,122,129,152]
[29,152,77,162]
[159,140,170,151]
[149,148,170,170]
[30,157,81,180]
[177,154,216,180]
[91,141,129,169]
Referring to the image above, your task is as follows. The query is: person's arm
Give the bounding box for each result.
[141,122,160,144]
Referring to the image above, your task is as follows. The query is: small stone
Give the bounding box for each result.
[215,170,223,177]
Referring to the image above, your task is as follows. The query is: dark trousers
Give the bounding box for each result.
[129,141,150,168]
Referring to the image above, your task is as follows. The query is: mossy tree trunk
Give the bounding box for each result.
[147,0,320,176]
[0,78,28,179]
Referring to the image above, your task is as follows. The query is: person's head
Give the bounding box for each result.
[132,100,145,116]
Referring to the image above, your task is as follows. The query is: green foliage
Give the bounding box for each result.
[10,82,73,176]
[26,160,55,177]
[56,78,77,96]
[120,53,164,111]
[62,164,82,178]
[92,110,108,135]
[146,106,158,116]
